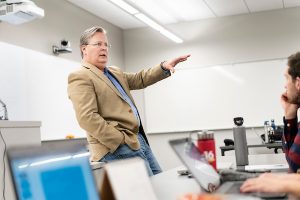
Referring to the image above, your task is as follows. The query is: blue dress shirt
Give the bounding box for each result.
[103,67,140,127]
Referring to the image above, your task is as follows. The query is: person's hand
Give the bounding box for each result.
[240,173,288,194]
[281,92,299,119]
[162,54,191,73]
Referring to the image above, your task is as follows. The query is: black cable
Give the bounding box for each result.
[0,129,6,200]
[0,109,3,120]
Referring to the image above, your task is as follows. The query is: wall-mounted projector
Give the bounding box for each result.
[0,0,44,25]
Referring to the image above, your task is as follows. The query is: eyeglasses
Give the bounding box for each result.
[86,42,111,48]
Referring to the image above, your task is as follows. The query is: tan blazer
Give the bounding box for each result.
[68,62,170,161]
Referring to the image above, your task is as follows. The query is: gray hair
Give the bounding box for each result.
[80,26,107,58]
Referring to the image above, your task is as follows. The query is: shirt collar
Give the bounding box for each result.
[103,67,109,75]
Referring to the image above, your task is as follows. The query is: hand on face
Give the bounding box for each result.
[281,92,299,119]
[162,54,191,73]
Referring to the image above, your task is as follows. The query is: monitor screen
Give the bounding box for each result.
[8,145,100,200]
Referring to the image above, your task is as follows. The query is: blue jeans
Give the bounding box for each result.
[99,134,162,176]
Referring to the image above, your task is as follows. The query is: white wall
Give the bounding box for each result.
[0,0,124,66]
[144,59,286,133]
[124,7,300,170]
[0,0,125,140]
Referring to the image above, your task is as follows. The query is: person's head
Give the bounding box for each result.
[80,26,110,70]
[285,52,300,104]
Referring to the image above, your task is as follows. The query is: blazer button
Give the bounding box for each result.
[129,109,132,113]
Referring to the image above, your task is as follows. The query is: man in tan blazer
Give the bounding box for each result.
[68,26,190,175]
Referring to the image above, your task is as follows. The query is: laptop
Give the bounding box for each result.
[7,143,100,200]
[169,138,287,199]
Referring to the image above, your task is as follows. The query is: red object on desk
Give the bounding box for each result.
[197,131,217,170]
[178,193,222,200]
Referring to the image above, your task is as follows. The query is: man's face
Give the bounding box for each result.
[284,66,300,104]
[81,32,109,70]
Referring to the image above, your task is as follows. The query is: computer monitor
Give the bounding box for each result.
[169,138,220,192]
[7,144,100,200]
[169,138,287,199]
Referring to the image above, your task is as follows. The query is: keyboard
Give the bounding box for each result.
[219,169,261,182]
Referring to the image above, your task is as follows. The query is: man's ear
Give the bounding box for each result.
[296,77,300,91]
[81,45,86,55]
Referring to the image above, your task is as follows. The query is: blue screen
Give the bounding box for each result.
[41,166,88,200]
[11,154,100,200]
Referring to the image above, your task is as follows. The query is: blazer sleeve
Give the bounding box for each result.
[67,71,124,152]
[124,64,171,90]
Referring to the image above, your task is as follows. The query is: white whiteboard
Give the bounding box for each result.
[0,42,85,140]
[144,59,286,133]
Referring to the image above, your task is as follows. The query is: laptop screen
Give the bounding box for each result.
[8,144,100,200]
[169,138,220,192]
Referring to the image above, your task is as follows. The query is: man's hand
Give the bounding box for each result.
[281,92,299,119]
[240,173,300,196]
[162,54,191,73]
[240,173,288,194]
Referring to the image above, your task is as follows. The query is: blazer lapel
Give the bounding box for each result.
[82,62,124,99]
[110,70,135,103]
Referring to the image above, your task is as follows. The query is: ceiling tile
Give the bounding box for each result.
[205,0,249,16]
[67,0,300,30]
[67,0,144,29]
[284,0,300,7]
[157,0,215,22]
[127,0,178,24]
[245,0,283,12]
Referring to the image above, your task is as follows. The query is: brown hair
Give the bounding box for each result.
[287,52,300,80]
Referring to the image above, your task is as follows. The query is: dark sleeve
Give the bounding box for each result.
[283,117,298,146]
[283,117,300,172]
